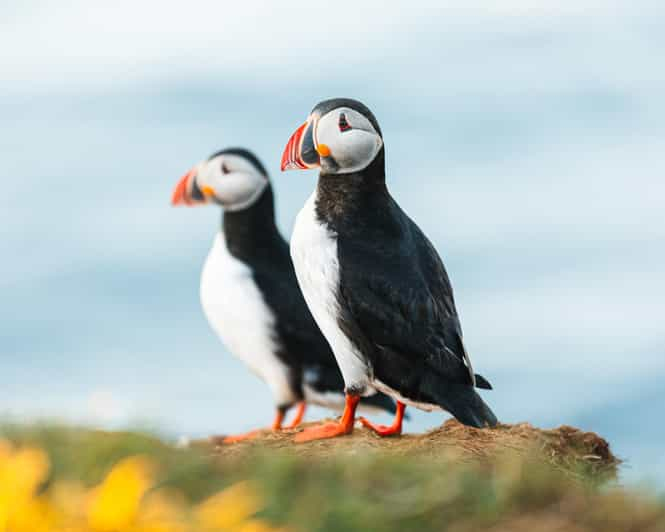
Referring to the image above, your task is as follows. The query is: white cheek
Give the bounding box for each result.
[216,172,267,211]
[329,130,382,173]
[315,107,383,173]
[196,162,218,190]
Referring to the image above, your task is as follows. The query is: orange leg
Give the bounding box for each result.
[359,401,406,437]
[294,394,360,443]
[284,401,306,429]
[223,409,285,444]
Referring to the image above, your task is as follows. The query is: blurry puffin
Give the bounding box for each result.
[171,147,397,442]
[281,100,498,442]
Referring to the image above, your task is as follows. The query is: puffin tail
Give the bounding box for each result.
[449,391,498,428]
[429,380,498,428]
[474,373,493,390]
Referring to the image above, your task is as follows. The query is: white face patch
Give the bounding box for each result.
[314,107,383,174]
[197,153,268,211]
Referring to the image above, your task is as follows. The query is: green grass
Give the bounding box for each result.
[2,423,664,532]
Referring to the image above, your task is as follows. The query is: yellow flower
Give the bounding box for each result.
[195,481,263,530]
[0,442,51,530]
[0,445,50,499]
[0,441,287,532]
[87,455,155,531]
[4,495,57,532]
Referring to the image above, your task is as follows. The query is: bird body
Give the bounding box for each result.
[282,99,497,440]
[172,148,396,440]
[200,231,297,408]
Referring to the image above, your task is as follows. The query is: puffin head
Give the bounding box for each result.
[171,148,269,210]
[281,98,383,176]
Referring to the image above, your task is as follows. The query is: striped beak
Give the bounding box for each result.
[171,165,208,206]
[281,119,320,171]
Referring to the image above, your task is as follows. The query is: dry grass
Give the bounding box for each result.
[205,419,619,481]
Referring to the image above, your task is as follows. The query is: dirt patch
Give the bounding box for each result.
[200,419,619,480]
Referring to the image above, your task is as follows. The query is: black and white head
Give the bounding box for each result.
[172,148,269,210]
[281,98,383,176]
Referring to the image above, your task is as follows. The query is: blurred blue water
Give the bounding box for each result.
[1,1,664,485]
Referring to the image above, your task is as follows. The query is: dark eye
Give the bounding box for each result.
[338,113,351,132]
[221,161,230,174]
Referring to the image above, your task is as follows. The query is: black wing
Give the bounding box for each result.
[336,201,497,427]
[336,200,485,401]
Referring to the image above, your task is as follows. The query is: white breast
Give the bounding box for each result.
[200,233,297,406]
[290,191,372,394]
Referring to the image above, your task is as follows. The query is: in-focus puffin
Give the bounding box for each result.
[281,100,498,442]
[172,147,397,442]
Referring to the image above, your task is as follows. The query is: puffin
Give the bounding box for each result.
[171,147,397,442]
[281,99,498,442]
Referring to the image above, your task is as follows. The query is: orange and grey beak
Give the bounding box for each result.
[171,165,210,206]
[281,119,321,171]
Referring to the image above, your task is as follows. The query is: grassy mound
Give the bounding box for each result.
[208,419,619,481]
[2,422,663,532]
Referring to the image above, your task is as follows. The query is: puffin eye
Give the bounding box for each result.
[338,113,351,133]
[221,161,230,174]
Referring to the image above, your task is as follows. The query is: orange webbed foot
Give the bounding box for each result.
[359,401,406,437]
[294,421,353,442]
[221,429,264,444]
[358,417,402,437]
[222,407,287,444]
[294,394,360,443]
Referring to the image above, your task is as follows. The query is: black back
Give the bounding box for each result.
[313,137,497,426]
